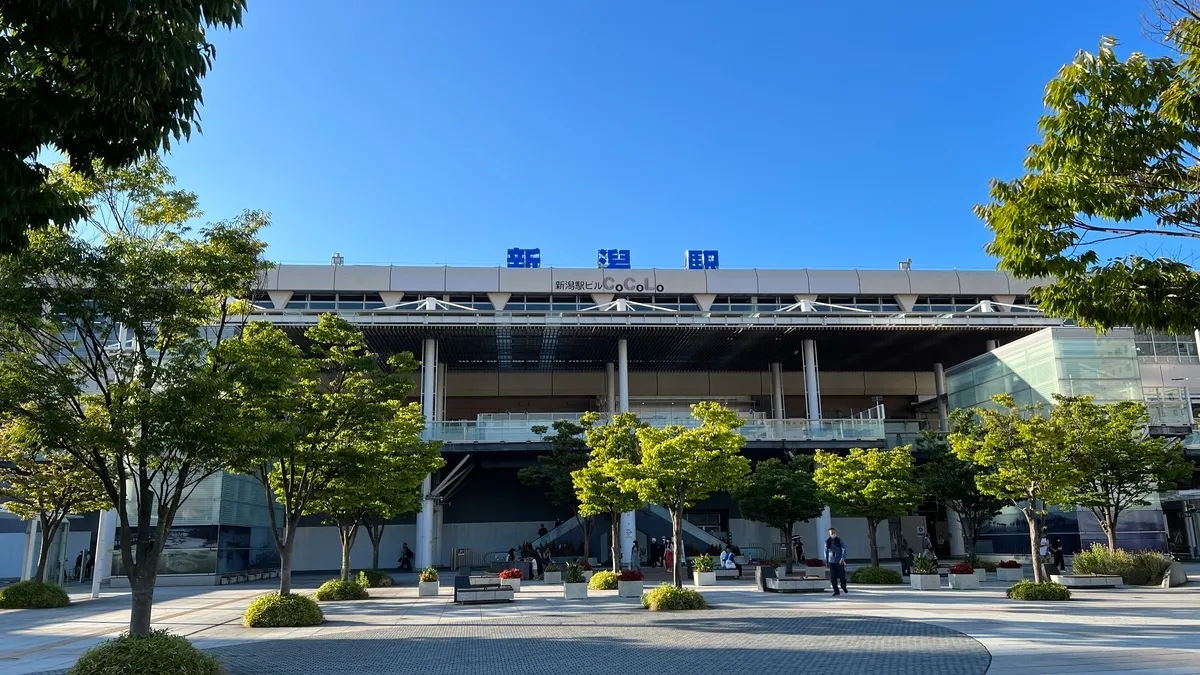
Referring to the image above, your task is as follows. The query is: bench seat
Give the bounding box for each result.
[454,575,515,604]
[1049,574,1122,589]
[714,568,740,579]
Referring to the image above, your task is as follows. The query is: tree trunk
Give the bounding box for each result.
[279,529,296,595]
[1024,507,1043,584]
[365,521,385,571]
[671,507,684,588]
[34,519,54,583]
[610,510,621,572]
[1102,507,1119,551]
[580,515,592,560]
[866,517,879,567]
[338,520,360,581]
[780,527,793,575]
[128,565,159,636]
[371,540,380,571]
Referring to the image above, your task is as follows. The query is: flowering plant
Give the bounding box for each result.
[997,560,1022,569]
[805,558,826,567]
[619,569,644,582]
[499,568,523,580]
[418,567,438,582]
[949,563,975,575]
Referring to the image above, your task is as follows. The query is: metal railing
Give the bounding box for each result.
[425,416,886,443]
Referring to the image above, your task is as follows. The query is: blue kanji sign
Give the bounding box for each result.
[686,250,720,270]
[506,248,541,268]
[597,249,631,269]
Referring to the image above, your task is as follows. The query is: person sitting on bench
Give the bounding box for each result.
[720,545,742,578]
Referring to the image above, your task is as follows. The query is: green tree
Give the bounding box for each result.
[974,19,1200,333]
[915,431,1006,557]
[814,448,922,567]
[1063,398,1194,551]
[626,402,750,587]
[574,412,647,572]
[0,417,111,582]
[1,0,247,252]
[949,395,1086,582]
[221,316,418,596]
[0,159,268,635]
[732,457,824,575]
[518,419,595,560]
[308,410,443,581]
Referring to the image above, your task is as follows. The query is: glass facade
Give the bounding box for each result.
[1135,330,1200,362]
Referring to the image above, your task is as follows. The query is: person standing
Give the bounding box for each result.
[664,542,674,573]
[791,534,804,565]
[825,527,849,596]
[398,542,414,571]
[630,541,641,570]
[74,551,83,581]
[1051,536,1065,572]
[537,524,548,538]
[901,548,913,577]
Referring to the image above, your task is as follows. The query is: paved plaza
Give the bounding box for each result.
[1,569,1197,675]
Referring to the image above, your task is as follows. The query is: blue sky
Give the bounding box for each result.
[164,0,1169,270]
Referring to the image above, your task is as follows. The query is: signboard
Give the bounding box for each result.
[686,250,719,270]
[554,276,664,293]
[506,248,541,268]
[597,248,631,269]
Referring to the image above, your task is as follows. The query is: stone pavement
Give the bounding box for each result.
[1,570,1198,675]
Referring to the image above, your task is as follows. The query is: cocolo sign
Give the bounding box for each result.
[554,276,666,293]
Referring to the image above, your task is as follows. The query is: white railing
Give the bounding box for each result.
[425,416,885,443]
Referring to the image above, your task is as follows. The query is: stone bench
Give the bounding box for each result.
[454,576,514,604]
[756,565,825,593]
[715,568,740,579]
[1049,574,1122,589]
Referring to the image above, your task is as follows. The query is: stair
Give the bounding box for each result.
[530,516,585,550]
[640,504,727,551]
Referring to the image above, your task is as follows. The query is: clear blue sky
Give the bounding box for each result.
[164,0,1169,270]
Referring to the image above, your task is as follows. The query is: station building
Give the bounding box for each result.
[6,264,1200,584]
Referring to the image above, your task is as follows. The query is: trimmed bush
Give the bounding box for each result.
[243,593,324,627]
[314,579,369,601]
[849,566,903,584]
[356,569,394,588]
[418,567,439,582]
[543,563,560,573]
[1006,580,1071,601]
[588,570,619,590]
[69,629,218,675]
[1072,543,1132,578]
[1127,551,1174,586]
[641,584,708,611]
[619,569,644,582]
[0,580,70,609]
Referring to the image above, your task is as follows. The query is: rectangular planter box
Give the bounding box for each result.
[997,567,1024,582]
[694,571,717,586]
[974,569,988,583]
[499,578,521,592]
[807,566,828,578]
[418,581,439,596]
[544,572,562,584]
[949,573,980,590]
[563,582,588,599]
[910,574,941,590]
[617,580,644,598]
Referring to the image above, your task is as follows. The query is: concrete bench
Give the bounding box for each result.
[454,576,514,604]
[756,565,825,593]
[715,568,740,579]
[1050,574,1122,589]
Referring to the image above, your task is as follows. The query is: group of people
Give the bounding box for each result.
[506,543,554,578]
[70,550,94,582]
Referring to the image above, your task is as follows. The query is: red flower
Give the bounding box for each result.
[997,560,1022,569]
[949,563,975,575]
[499,568,523,580]
[619,570,644,582]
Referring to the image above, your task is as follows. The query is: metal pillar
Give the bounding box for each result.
[20,519,37,581]
[802,340,821,420]
[606,362,616,414]
[933,362,948,424]
[617,338,634,565]
[417,339,437,570]
[91,509,116,598]
[770,362,785,419]
[436,363,447,422]
[985,339,998,352]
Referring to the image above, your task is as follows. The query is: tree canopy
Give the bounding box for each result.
[732,456,824,573]
[814,448,922,567]
[915,431,1006,557]
[1,0,247,252]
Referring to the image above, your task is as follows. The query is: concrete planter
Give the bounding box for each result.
[974,569,988,584]
[617,580,644,598]
[997,567,1024,582]
[694,571,717,586]
[949,573,980,590]
[499,577,521,592]
[807,566,829,578]
[544,571,562,585]
[418,581,439,596]
[564,582,588,599]
[910,574,940,590]
[582,570,594,582]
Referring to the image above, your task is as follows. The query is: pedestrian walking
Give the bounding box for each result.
[826,527,849,596]
[1051,536,1065,572]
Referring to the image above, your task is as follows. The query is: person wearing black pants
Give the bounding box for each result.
[825,527,849,596]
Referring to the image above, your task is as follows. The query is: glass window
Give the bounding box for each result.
[308,293,335,310]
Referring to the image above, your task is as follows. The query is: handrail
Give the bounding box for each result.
[424,417,886,443]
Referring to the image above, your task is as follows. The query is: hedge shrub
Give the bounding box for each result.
[588,570,619,590]
[314,579,369,601]
[243,593,325,627]
[849,566,903,584]
[641,584,708,611]
[1072,545,1174,585]
[69,630,219,675]
[356,569,394,588]
[1126,552,1174,586]
[1006,581,1071,601]
[0,580,70,609]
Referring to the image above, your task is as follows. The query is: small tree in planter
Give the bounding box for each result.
[543,563,562,584]
[563,563,588,599]
[498,567,523,592]
[417,567,439,596]
[732,456,824,576]
[692,553,717,586]
[997,560,1024,582]
[618,569,644,598]
[814,447,923,567]
[910,553,940,590]
[948,562,980,590]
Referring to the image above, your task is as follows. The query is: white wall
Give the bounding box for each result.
[831,517,892,561]
[440,520,545,563]
[0,532,26,578]
[290,524,416,572]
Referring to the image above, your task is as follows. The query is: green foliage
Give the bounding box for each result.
[814,447,922,567]
[912,553,938,575]
[850,566,904,584]
[588,570,619,590]
[641,585,709,611]
[732,457,824,571]
[544,563,560,573]
[418,567,439,582]
[68,629,219,675]
[1072,544,1175,585]
[521,419,592,512]
[692,554,714,572]
[575,412,647,570]
[0,3,247,252]
[1006,581,1071,601]
[313,579,369,601]
[628,403,750,586]
[965,554,997,573]
[356,570,394,588]
[916,431,1005,557]
[563,563,586,584]
[242,593,324,628]
[0,581,70,609]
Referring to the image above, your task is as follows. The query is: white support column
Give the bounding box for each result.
[617,338,635,565]
[606,362,616,414]
[802,339,821,420]
[770,362,785,419]
[1194,329,1200,358]
[436,363,447,422]
[817,507,832,547]
[91,509,116,598]
[946,505,965,557]
[20,519,38,581]
[417,339,437,570]
[985,339,998,352]
[933,362,948,424]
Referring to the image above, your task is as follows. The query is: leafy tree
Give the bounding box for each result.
[949,395,1086,582]
[1,0,247,252]
[221,316,418,596]
[1062,398,1194,550]
[518,419,594,559]
[814,448,923,567]
[732,457,824,575]
[915,431,1006,557]
[0,159,268,635]
[626,403,750,587]
[308,410,443,581]
[0,417,110,582]
[574,412,647,572]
